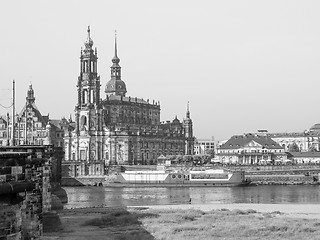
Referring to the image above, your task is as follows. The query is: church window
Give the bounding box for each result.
[90,89,94,103]
[80,150,86,161]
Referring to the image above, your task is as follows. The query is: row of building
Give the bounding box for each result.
[0,27,198,177]
[1,27,320,174]
[216,128,320,165]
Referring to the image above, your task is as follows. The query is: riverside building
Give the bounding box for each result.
[216,133,287,164]
[0,84,68,147]
[63,27,194,177]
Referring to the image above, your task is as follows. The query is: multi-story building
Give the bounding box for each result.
[63,27,194,176]
[268,129,320,152]
[194,137,215,155]
[0,84,67,147]
[216,133,286,164]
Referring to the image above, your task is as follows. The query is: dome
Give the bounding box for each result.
[309,123,320,132]
[105,79,127,96]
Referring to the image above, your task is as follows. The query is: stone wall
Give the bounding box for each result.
[0,145,64,239]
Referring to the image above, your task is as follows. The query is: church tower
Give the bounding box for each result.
[26,83,35,105]
[72,26,104,173]
[105,32,127,97]
[184,102,194,155]
[75,26,101,135]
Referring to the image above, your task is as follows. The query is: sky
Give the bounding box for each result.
[1,1,320,142]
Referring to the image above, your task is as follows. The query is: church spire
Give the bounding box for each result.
[84,26,94,49]
[114,30,118,58]
[105,31,127,97]
[111,30,122,80]
[112,30,120,65]
[186,101,190,118]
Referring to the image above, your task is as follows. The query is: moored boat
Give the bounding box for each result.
[107,166,250,187]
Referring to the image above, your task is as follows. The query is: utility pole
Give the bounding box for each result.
[10,80,15,146]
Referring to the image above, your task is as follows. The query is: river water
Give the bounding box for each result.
[63,185,320,209]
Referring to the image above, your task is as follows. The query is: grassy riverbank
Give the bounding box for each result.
[42,204,320,240]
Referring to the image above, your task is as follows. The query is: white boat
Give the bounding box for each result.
[107,166,250,187]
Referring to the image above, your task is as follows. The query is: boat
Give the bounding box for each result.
[107,166,250,187]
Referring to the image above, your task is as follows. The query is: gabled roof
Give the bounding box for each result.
[220,134,283,150]
[19,103,48,126]
[0,116,7,124]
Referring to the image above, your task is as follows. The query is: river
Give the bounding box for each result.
[63,185,320,209]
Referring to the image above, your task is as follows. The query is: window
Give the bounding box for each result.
[80,150,86,161]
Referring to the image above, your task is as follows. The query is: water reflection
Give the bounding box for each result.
[63,185,320,209]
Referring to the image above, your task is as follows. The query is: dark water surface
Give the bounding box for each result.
[63,185,320,209]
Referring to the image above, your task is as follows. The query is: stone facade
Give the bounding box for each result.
[63,27,194,177]
[269,131,320,152]
[0,84,67,148]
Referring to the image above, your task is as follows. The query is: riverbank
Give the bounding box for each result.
[42,203,320,239]
[61,164,320,187]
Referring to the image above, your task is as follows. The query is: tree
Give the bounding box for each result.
[206,149,215,158]
[175,155,183,164]
[182,155,193,165]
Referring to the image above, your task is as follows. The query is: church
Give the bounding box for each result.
[63,27,194,176]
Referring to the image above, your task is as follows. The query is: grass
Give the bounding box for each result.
[82,208,157,228]
[136,208,320,240]
[43,207,320,240]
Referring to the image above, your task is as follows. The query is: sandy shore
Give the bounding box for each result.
[133,203,320,219]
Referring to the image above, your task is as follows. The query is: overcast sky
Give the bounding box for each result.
[1,1,320,141]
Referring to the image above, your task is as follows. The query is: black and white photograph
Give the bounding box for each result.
[1,1,320,239]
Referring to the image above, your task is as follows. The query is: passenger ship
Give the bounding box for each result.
[108,166,249,187]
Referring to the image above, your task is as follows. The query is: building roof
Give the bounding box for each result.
[103,95,160,108]
[287,151,320,158]
[309,123,320,132]
[219,134,283,149]
[19,103,48,127]
[105,79,127,96]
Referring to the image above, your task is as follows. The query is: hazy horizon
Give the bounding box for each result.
[1,1,320,141]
